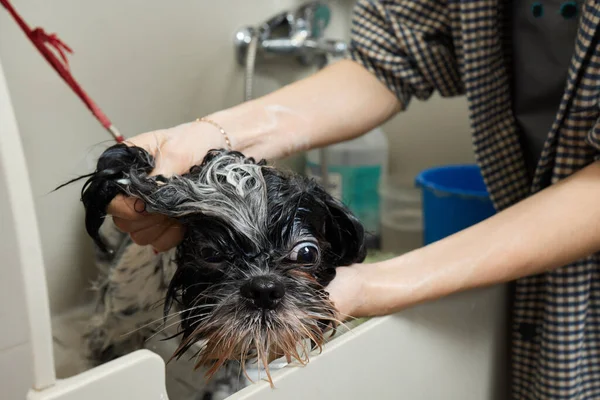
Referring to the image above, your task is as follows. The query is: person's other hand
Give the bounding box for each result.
[325,264,368,321]
[106,121,227,252]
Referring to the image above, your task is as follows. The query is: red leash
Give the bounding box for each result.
[1,0,124,143]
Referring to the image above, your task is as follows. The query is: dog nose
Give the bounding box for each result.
[240,276,285,310]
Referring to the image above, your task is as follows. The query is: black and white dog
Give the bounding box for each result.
[65,144,366,388]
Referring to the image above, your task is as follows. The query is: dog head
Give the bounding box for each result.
[75,144,367,382]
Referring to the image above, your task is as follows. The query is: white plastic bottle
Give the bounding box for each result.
[305,127,389,249]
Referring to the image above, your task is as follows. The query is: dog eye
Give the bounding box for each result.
[200,248,224,264]
[288,242,320,265]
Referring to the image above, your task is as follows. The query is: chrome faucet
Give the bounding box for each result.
[234,2,344,193]
[233,2,347,67]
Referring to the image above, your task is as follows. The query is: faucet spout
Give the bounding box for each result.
[233,2,347,67]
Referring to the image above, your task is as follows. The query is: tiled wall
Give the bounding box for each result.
[0,0,473,314]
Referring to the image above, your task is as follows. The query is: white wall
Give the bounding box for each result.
[0,0,473,313]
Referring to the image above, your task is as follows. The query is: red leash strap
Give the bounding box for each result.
[1,0,124,143]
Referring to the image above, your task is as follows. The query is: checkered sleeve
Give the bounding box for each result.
[347,0,464,110]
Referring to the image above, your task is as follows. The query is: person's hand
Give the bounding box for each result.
[107,120,228,252]
[326,264,369,321]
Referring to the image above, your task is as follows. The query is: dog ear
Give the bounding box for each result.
[57,146,262,253]
[83,144,156,252]
[54,143,156,253]
[317,187,367,266]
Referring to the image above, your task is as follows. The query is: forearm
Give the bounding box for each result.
[355,161,600,317]
[207,59,401,161]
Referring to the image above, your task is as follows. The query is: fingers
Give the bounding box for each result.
[122,130,167,156]
[150,223,185,252]
[108,194,184,252]
[107,195,148,220]
[118,216,184,252]
[324,266,364,320]
[127,221,167,246]
[112,213,168,235]
[125,131,180,177]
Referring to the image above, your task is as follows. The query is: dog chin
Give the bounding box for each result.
[173,279,339,384]
[178,303,337,385]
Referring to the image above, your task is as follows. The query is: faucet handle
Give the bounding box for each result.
[258,10,290,40]
[303,38,347,57]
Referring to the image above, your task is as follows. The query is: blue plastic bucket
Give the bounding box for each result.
[415,165,496,245]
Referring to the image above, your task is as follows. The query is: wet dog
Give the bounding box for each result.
[61,144,366,387]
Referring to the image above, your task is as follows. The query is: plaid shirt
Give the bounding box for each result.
[348,0,600,398]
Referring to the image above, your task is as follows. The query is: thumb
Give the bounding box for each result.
[121,131,182,177]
